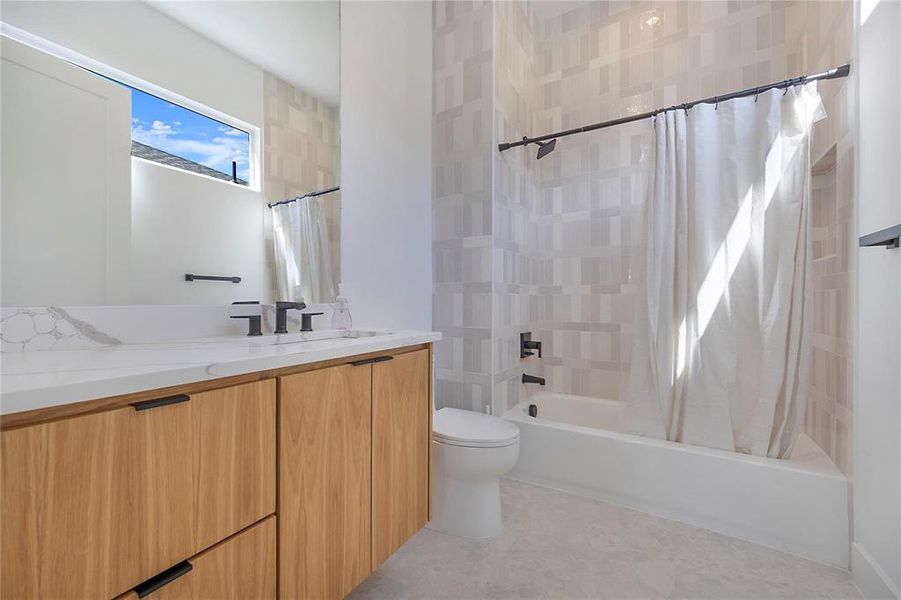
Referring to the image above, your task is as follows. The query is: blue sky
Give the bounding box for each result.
[129,86,250,181]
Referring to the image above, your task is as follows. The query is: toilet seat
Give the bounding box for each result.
[432,407,520,448]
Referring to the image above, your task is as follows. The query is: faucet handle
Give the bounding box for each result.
[231,314,263,336]
[232,300,260,305]
[300,312,325,332]
[276,301,306,310]
[520,332,542,358]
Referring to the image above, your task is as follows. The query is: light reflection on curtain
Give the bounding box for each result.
[272,196,337,304]
[625,83,825,458]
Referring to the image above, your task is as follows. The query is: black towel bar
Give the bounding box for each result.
[185,273,242,283]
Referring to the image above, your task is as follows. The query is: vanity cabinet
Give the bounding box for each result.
[372,348,431,568]
[279,363,373,599]
[116,516,277,600]
[0,343,432,600]
[279,346,432,599]
[0,379,276,600]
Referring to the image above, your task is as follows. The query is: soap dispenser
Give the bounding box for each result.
[331,296,352,330]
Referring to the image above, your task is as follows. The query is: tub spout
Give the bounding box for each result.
[522,373,545,386]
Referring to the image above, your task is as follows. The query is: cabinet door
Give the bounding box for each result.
[279,365,372,599]
[193,380,276,551]
[120,516,277,600]
[1,399,195,600]
[0,379,276,600]
[372,349,431,567]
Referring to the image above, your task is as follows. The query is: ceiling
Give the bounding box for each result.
[146,0,339,106]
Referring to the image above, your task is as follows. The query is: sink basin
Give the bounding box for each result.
[248,329,391,347]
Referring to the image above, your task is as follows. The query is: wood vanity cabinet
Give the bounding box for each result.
[371,348,431,568]
[279,362,373,600]
[279,346,432,599]
[0,379,276,600]
[115,516,277,600]
[0,343,432,600]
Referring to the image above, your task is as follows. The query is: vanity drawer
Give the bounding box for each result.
[1,379,276,600]
[118,516,276,600]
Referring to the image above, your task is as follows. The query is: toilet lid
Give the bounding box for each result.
[433,408,520,448]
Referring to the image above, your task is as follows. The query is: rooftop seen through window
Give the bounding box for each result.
[126,85,250,185]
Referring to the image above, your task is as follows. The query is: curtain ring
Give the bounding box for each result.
[714,96,719,110]
[783,80,790,96]
[754,86,761,102]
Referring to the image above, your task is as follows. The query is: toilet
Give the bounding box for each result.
[429,407,520,539]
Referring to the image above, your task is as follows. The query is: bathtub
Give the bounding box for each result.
[503,392,849,569]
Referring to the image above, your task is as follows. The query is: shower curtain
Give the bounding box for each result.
[272,195,338,304]
[625,83,825,458]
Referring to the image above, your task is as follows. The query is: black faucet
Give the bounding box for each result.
[522,373,545,386]
[274,301,306,334]
[231,301,263,336]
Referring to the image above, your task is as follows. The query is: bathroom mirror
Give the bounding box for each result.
[0,0,341,307]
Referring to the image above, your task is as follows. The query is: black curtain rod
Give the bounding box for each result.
[498,63,851,153]
[268,185,340,209]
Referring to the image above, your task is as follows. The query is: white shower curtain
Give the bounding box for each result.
[272,196,338,304]
[625,83,825,458]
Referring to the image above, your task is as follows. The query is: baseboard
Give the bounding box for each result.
[853,543,901,599]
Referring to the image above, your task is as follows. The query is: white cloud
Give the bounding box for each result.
[133,118,249,177]
[149,120,173,136]
[218,126,246,137]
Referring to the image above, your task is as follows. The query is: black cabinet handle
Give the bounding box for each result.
[133,560,192,598]
[131,394,190,412]
[350,355,394,367]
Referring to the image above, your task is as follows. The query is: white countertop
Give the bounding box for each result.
[0,330,441,416]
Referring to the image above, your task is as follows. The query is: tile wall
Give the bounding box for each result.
[263,74,341,301]
[433,0,496,412]
[789,0,855,476]
[493,0,541,413]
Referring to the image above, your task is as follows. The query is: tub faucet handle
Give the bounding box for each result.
[520,332,542,359]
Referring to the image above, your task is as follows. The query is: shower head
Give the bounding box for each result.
[535,138,556,159]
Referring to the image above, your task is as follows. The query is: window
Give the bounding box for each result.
[126,85,251,185]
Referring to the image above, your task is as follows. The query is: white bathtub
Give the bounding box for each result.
[503,392,849,568]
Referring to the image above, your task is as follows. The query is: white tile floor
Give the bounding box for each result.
[350,479,861,600]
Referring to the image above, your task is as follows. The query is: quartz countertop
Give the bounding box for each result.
[0,330,441,416]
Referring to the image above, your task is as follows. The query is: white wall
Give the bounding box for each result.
[339,1,433,330]
[1,1,270,304]
[1,37,132,306]
[130,159,267,305]
[853,0,901,597]
[0,1,263,125]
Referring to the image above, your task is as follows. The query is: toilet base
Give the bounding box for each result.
[428,477,503,539]
[427,439,519,540]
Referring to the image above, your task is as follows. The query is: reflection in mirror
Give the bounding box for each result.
[271,186,340,304]
[0,0,340,307]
